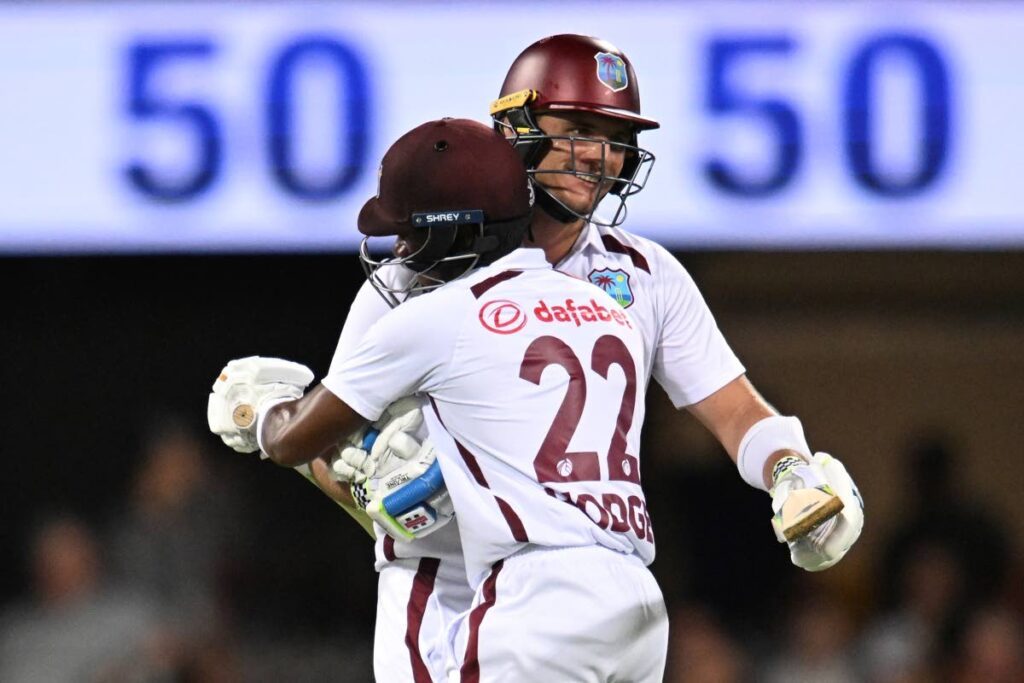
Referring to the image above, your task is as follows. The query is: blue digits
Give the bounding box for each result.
[266,36,371,200]
[125,41,222,201]
[844,33,951,196]
[704,37,802,196]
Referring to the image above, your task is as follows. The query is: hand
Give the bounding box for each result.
[302,458,351,504]
[770,452,864,572]
[346,432,454,542]
[331,396,424,484]
[207,356,314,454]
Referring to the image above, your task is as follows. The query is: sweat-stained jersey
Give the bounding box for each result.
[324,247,652,586]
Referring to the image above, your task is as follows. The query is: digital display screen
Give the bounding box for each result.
[0,2,1021,252]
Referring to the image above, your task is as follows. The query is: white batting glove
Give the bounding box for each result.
[207,356,314,454]
[331,397,424,484]
[770,452,864,572]
[349,440,449,540]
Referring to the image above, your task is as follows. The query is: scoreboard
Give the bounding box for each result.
[0,1,1021,252]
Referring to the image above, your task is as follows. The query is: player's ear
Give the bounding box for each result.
[393,237,412,259]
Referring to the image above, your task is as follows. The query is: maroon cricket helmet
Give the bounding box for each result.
[490,35,658,227]
[496,34,659,131]
[358,118,532,237]
[357,118,535,307]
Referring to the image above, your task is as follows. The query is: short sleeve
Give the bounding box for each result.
[321,292,461,421]
[327,279,393,375]
[650,247,745,407]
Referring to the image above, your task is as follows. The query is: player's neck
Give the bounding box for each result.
[526,209,587,266]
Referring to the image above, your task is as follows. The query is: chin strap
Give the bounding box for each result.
[534,184,578,224]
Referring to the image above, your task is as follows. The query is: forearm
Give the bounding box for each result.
[686,377,862,570]
[687,375,774,462]
[687,375,812,489]
[261,385,368,468]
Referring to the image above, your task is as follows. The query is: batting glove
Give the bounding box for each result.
[331,397,423,484]
[207,356,314,454]
[770,452,864,572]
[351,441,452,541]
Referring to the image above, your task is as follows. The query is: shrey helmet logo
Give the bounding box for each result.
[594,52,629,92]
[478,299,527,335]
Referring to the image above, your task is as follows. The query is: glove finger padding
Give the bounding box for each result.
[331,459,360,483]
[330,396,426,486]
[374,396,424,427]
[363,398,426,478]
[377,431,421,462]
[334,445,373,483]
[785,453,864,572]
[371,401,423,455]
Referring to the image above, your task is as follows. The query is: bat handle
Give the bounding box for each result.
[382,460,445,516]
[361,427,380,451]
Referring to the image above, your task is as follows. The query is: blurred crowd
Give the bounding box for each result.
[1,420,1021,683]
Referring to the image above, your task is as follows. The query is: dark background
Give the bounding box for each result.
[3,250,1023,680]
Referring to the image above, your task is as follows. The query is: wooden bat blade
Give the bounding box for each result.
[776,488,845,542]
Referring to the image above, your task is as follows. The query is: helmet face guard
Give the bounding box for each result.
[359,211,532,308]
[493,102,654,228]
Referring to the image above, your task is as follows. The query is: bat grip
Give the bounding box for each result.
[382,460,445,516]
[361,427,380,451]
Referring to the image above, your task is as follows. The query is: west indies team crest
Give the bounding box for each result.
[589,268,634,308]
[594,52,628,93]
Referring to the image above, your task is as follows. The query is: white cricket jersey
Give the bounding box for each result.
[327,223,744,577]
[556,223,745,408]
[325,247,653,586]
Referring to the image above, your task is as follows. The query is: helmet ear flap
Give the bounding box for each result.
[405,224,459,270]
[611,133,640,197]
[474,213,532,267]
[497,107,551,170]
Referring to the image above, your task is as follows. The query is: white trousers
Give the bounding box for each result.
[374,557,475,683]
[444,546,668,683]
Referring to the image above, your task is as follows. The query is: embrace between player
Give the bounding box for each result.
[207,35,864,682]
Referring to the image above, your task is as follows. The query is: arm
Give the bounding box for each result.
[686,374,804,488]
[260,384,368,468]
[204,359,388,539]
[211,293,454,538]
[648,247,860,567]
[294,279,398,524]
[686,374,863,570]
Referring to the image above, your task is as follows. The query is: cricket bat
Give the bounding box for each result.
[235,398,379,538]
[773,487,845,542]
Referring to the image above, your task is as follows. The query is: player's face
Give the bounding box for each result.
[393,229,426,260]
[533,111,633,215]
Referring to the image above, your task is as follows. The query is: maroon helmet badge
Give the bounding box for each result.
[594,52,629,93]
